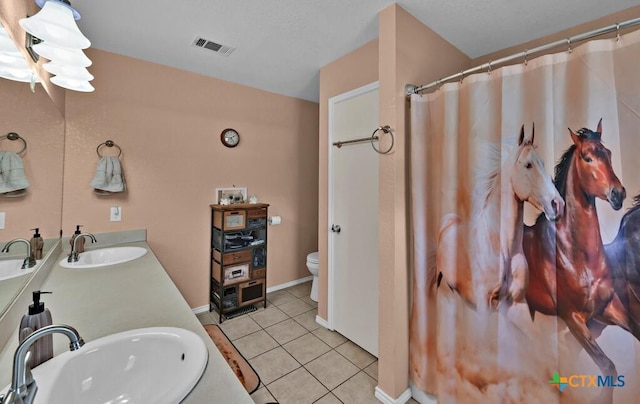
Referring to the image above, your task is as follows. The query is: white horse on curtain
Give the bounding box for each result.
[435,124,564,311]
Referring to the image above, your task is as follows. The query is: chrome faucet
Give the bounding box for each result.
[1,238,36,269]
[67,233,97,263]
[0,325,84,404]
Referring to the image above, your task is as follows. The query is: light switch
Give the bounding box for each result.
[0,212,5,229]
[110,206,122,222]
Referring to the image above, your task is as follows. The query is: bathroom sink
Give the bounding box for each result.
[0,259,37,281]
[59,246,147,269]
[7,327,208,404]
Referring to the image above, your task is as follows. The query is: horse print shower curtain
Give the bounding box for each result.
[410,29,640,404]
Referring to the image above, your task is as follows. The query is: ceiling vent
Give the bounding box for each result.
[193,37,235,56]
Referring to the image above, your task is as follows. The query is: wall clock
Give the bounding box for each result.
[221,128,240,148]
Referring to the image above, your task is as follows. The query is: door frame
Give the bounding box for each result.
[327,80,379,329]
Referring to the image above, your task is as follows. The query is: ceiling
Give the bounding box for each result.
[70,0,640,102]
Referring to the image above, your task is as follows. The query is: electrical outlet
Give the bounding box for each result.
[110,206,122,222]
[0,212,5,229]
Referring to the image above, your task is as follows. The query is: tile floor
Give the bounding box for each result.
[197,281,412,404]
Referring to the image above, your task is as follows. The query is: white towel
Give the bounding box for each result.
[0,151,29,195]
[90,156,126,193]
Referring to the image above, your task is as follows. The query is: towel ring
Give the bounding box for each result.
[371,126,394,155]
[0,132,27,155]
[96,140,122,158]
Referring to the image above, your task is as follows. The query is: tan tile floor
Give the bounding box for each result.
[197,281,404,404]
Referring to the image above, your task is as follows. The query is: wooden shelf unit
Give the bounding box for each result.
[209,203,269,323]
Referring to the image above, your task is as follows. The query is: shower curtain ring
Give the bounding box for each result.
[616,23,621,42]
[487,62,492,75]
[567,37,573,54]
[460,72,464,83]
[523,49,528,66]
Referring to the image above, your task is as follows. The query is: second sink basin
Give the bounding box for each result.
[59,246,147,269]
[0,259,37,281]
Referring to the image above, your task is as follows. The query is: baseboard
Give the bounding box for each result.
[374,386,412,404]
[409,382,438,403]
[191,276,313,314]
[266,275,313,293]
[315,315,331,329]
[192,304,209,315]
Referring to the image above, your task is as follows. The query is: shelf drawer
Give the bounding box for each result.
[247,208,267,218]
[212,249,221,262]
[212,261,250,284]
[223,249,252,265]
[211,284,239,312]
[214,248,252,264]
[247,217,267,229]
[252,247,266,269]
[224,210,246,230]
[212,210,223,229]
[252,268,266,279]
[239,279,265,306]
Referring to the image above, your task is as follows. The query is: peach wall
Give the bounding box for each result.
[317,6,470,399]
[376,5,471,398]
[62,49,319,308]
[317,39,379,320]
[0,78,64,241]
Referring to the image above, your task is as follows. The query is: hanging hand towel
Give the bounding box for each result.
[90,156,126,193]
[0,150,29,196]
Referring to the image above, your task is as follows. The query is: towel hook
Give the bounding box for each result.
[0,132,27,155]
[96,140,122,158]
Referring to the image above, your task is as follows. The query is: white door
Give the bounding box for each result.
[328,82,378,356]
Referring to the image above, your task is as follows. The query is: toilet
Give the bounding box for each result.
[306,252,319,302]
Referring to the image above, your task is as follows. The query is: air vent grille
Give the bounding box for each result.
[193,37,235,56]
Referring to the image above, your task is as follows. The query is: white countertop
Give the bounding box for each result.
[0,240,253,403]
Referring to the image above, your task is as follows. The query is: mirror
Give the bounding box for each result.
[0,76,64,318]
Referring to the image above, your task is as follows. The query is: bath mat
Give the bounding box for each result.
[204,324,261,394]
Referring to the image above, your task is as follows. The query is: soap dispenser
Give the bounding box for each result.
[70,225,85,254]
[19,291,53,368]
[30,228,44,260]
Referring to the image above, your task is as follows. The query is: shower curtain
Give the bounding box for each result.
[410,29,640,403]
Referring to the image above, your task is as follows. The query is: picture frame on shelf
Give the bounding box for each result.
[215,187,248,204]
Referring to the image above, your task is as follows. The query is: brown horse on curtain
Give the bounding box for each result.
[605,194,640,324]
[523,120,640,403]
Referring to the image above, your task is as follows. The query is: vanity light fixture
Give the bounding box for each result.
[34,0,81,18]
[43,61,93,81]
[19,0,90,50]
[50,75,94,92]
[25,32,41,63]
[19,0,94,92]
[0,24,40,84]
[0,51,27,66]
[32,42,92,67]
[0,54,29,74]
[0,63,39,83]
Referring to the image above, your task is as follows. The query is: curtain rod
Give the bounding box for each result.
[405,16,640,96]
